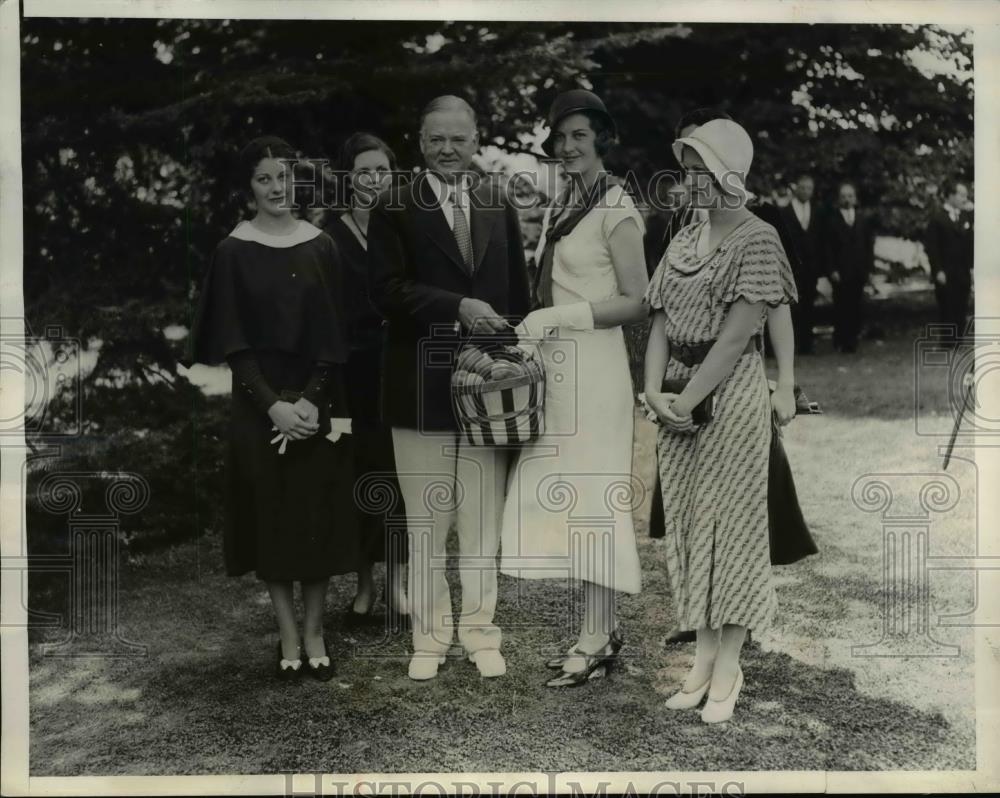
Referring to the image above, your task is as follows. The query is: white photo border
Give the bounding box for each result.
[3,1,998,795]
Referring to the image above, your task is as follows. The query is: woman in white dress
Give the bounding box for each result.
[501,90,649,687]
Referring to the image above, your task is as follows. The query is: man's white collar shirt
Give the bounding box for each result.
[425,171,472,232]
[791,197,811,229]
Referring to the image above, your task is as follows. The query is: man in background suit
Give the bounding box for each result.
[779,173,824,354]
[924,180,973,336]
[824,180,875,353]
[368,95,531,680]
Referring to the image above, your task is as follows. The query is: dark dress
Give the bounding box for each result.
[185,221,360,582]
[325,215,407,566]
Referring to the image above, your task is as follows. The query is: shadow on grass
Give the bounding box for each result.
[29,560,970,776]
[28,292,974,776]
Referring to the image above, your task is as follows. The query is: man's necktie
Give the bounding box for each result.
[449,187,474,274]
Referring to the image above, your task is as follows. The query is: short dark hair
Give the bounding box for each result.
[336,132,398,206]
[237,135,297,189]
[578,109,616,157]
[543,108,617,158]
[674,107,733,139]
[337,132,397,173]
[794,172,815,184]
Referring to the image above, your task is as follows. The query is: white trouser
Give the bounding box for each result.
[391,427,507,655]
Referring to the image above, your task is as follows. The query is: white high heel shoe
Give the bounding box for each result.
[664,674,712,710]
[701,667,744,724]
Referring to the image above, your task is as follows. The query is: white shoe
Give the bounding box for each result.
[468,648,507,678]
[408,652,447,681]
[664,674,711,710]
[701,668,744,724]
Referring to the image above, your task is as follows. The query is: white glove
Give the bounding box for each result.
[270,428,290,455]
[515,302,594,343]
[326,417,352,444]
[637,392,659,424]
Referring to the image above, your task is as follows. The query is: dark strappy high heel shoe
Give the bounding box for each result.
[544,629,624,688]
[547,627,624,670]
[545,644,577,670]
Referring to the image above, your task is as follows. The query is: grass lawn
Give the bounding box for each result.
[28,300,978,775]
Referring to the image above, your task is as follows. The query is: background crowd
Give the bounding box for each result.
[645,169,974,355]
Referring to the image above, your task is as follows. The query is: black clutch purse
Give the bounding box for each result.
[660,378,715,426]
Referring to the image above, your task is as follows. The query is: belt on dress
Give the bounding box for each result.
[667,335,761,368]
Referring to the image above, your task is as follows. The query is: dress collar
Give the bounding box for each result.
[669,215,759,275]
[229,219,323,248]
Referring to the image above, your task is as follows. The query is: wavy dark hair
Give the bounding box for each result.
[546,109,616,158]
[236,135,297,198]
[336,132,398,207]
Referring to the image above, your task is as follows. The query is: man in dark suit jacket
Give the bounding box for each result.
[824,181,875,353]
[368,95,530,681]
[924,180,973,336]
[778,173,824,354]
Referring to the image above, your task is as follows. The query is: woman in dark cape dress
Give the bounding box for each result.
[185,136,359,681]
[325,132,409,627]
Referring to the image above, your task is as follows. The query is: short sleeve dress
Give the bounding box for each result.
[500,183,644,594]
[186,220,360,582]
[644,215,797,632]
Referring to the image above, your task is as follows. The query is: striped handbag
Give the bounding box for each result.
[450,343,545,446]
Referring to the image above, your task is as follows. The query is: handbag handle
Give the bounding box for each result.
[453,374,537,394]
[461,404,541,425]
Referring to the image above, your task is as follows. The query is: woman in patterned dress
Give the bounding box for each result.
[643,119,797,722]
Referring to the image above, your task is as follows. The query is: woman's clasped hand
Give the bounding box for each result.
[644,390,696,432]
[268,397,322,453]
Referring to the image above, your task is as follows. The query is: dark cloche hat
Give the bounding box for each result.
[541,89,618,156]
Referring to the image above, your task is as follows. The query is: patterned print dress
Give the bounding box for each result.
[645,215,797,632]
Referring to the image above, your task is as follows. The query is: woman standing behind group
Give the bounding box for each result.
[325,132,409,626]
[644,119,797,722]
